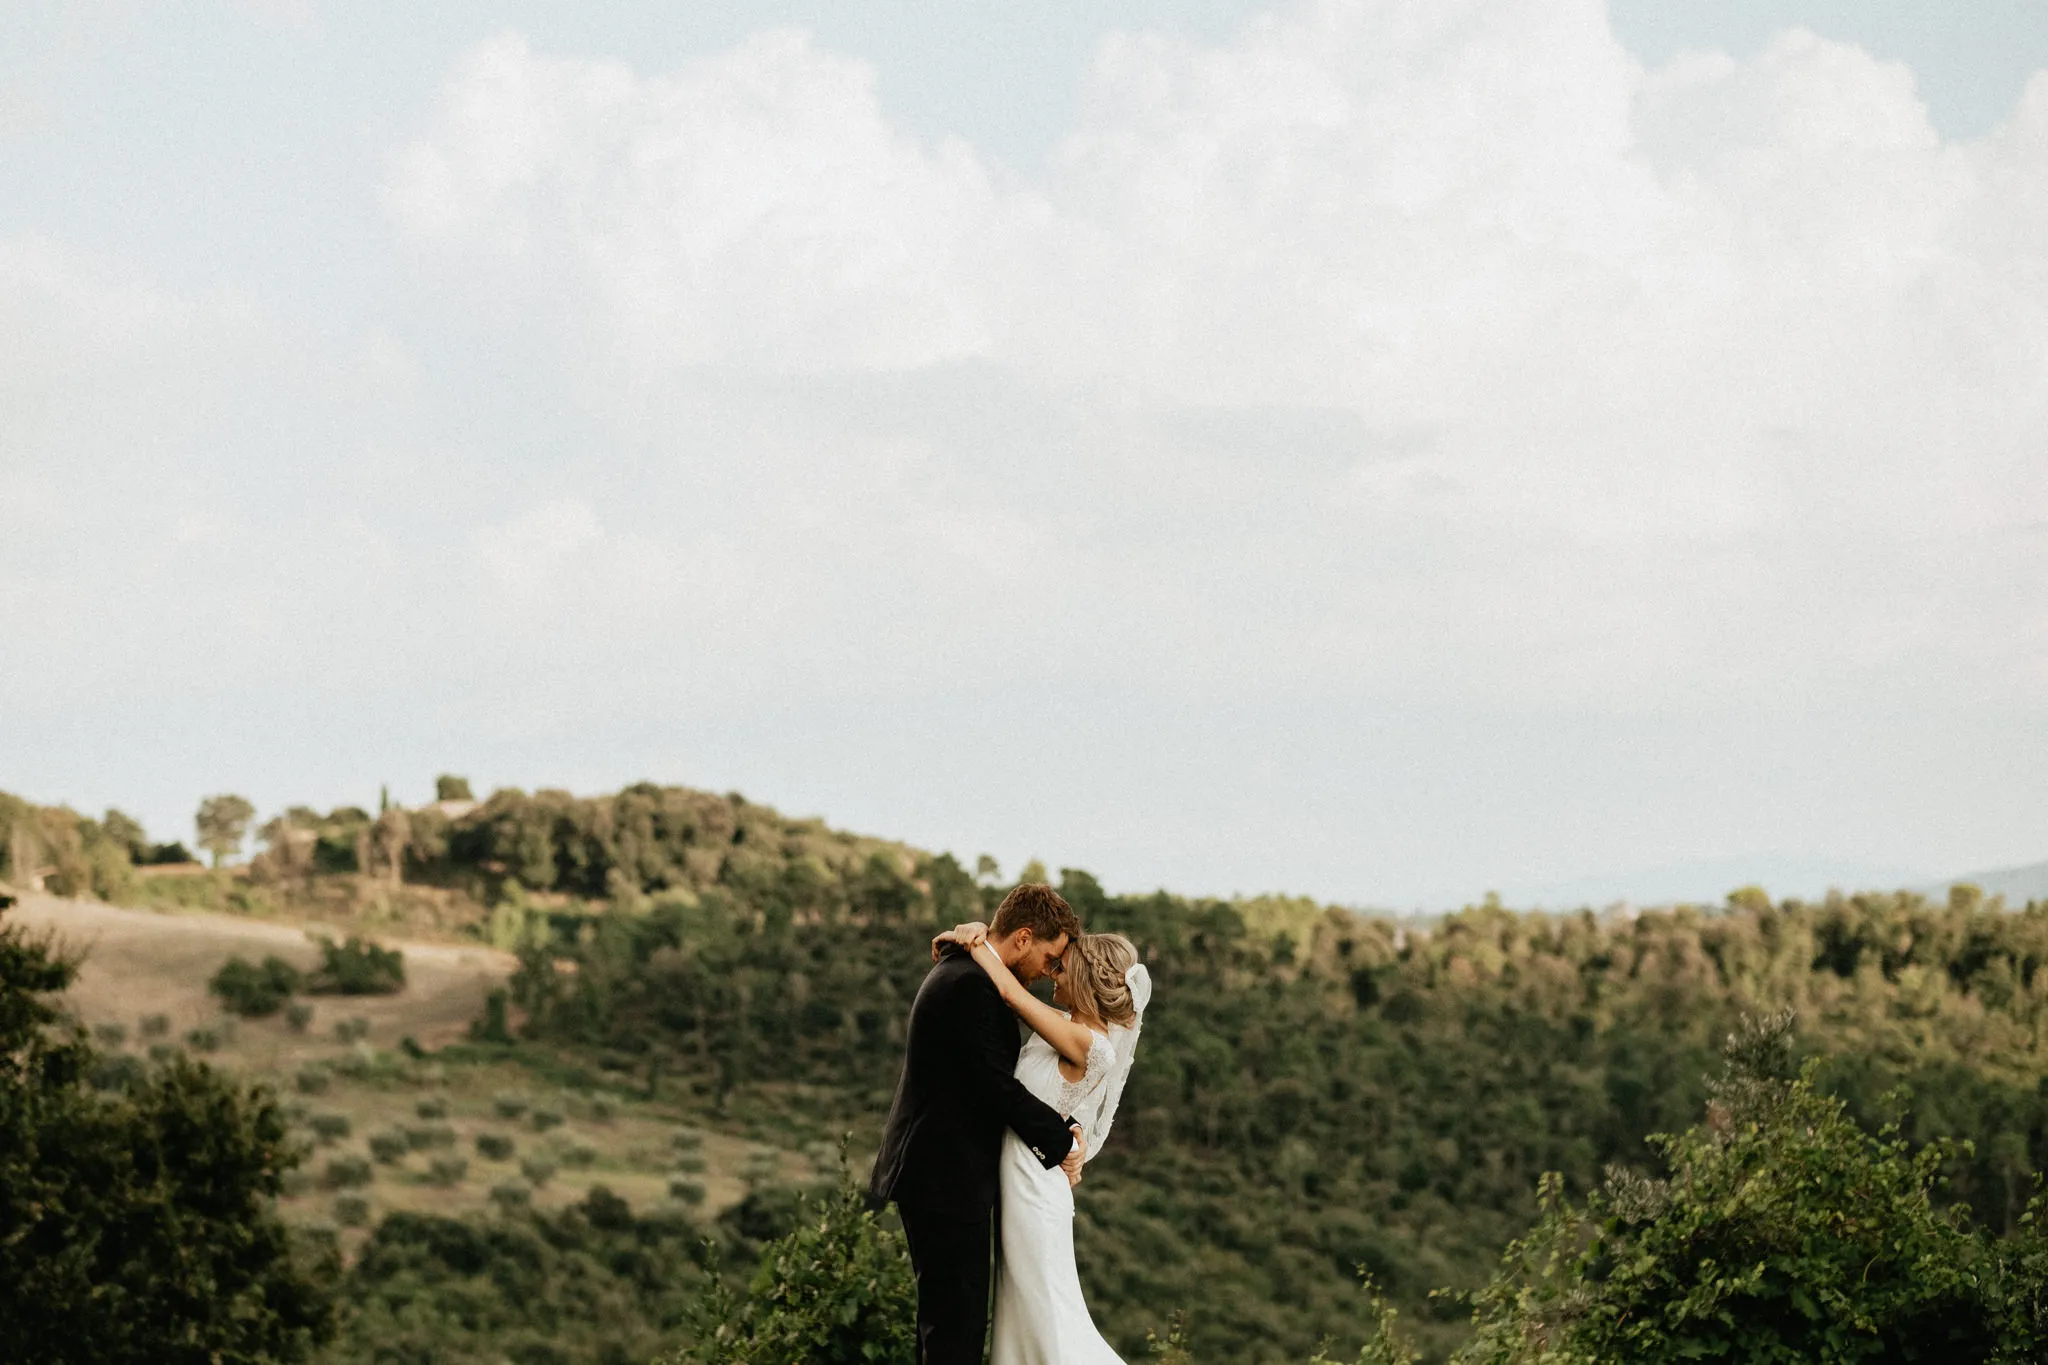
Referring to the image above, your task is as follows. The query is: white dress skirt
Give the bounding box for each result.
[989,1025,1127,1365]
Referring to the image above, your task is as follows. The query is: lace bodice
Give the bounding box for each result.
[1015,1024,1125,1163]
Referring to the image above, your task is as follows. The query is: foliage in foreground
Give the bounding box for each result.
[670,1154,916,1365]
[0,909,333,1364]
[675,1018,2048,1365]
[1452,1012,2048,1364]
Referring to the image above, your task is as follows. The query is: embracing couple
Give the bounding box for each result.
[869,883,1152,1364]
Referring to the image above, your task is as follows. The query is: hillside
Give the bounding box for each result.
[8,784,2048,1362]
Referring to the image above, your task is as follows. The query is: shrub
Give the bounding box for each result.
[414,1095,448,1120]
[475,1131,515,1161]
[668,1154,915,1365]
[331,1043,374,1078]
[146,1042,179,1063]
[561,1140,598,1169]
[88,1053,145,1093]
[294,1064,331,1095]
[529,1106,564,1133]
[333,1194,370,1227]
[284,1001,314,1033]
[668,1178,706,1207]
[308,1112,352,1143]
[307,936,405,996]
[367,1130,409,1164]
[489,1180,531,1211]
[208,954,303,1018]
[585,1094,616,1122]
[323,1155,373,1190]
[426,1155,467,1186]
[519,1155,557,1188]
[670,1127,703,1152]
[492,1093,528,1120]
[1455,1013,2031,1365]
[332,1016,370,1044]
[404,1123,455,1151]
[91,1021,126,1048]
[672,1153,707,1175]
[137,1012,170,1038]
[182,1026,223,1053]
[279,1169,313,1198]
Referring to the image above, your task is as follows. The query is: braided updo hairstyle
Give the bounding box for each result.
[1065,932,1140,1027]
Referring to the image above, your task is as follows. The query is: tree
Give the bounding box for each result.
[1452,1012,2043,1364]
[194,793,256,868]
[435,774,474,802]
[0,908,333,1362]
[102,809,150,863]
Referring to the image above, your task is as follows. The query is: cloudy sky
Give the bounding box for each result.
[4,0,2046,908]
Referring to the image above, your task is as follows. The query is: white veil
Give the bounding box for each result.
[1088,962,1151,1160]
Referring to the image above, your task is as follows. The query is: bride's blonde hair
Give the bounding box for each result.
[1064,933,1140,1027]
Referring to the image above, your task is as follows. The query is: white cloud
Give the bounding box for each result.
[7,1,2048,898]
[377,2,2048,713]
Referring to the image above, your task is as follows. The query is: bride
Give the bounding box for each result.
[930,920,1152,1365]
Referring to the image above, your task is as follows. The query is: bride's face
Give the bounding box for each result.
[1051,967,1075,1011]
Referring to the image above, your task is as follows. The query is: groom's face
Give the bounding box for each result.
[1014,930,1072,986]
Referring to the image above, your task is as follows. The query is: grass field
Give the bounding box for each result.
[11,891,819,1253]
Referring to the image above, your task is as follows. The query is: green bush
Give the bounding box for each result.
[585,1095,616,1122]
[183,1026,223,1053]
[209,954,304,1017]
[368,1130,409,1165]
[668,1154,915,1365]
[308,1112,352,1144]
[492,1092,528,1120]
[323,1155,373,1190]
[308,937,405,996]
[488,1180,531,1211]
[529,1106,564,1133]
[332,1016,370,1044]
[426,1156,467,1186]
[1454,1013,2047,1365]
[137,1012,170,1038]
[88,1053,145,1093]
[91,1021,126,1047]
[561,1140,597,1169]
[294,1064,331,1095]
[146,1042,179,1063]
[279,1169,313,1198]
[284,1001,314,1033]
[414,1095,448,1120]
[668,1178,706,1207]
[475,1131,515,1161]
[333,1194,370,1227]
[672,1153,707,1175]
[519,1155,557,1188]
[404,1123,455,1151]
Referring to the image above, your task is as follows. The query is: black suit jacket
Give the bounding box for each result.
[868,947,1074,1218]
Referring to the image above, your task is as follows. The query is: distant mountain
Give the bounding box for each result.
[1925,859,2048,906]
[1417,853,1936,913]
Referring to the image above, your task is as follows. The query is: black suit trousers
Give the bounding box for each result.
[899,1202,993,1365]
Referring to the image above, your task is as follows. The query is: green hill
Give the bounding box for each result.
[7,784,2048,1362]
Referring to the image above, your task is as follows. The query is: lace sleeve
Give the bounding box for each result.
[1058,1032,1120,1160]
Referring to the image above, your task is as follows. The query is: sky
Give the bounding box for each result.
[3,0,2046,909]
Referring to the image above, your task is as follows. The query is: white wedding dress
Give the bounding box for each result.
[990,984,1148,1365]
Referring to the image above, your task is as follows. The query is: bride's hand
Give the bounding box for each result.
[930,920,992,962]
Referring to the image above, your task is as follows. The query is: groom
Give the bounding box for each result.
[870,883,1087,1364]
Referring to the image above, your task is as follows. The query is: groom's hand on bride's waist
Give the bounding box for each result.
[1061,1123,1086,1187]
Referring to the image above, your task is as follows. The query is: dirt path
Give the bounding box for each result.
[9,892,515,1055]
